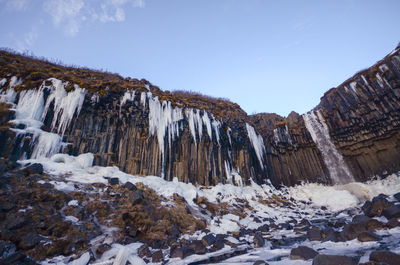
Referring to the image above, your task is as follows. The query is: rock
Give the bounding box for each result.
[152,250,163,263]
[394,192,400,201]
[370,250,400,265]
[19,232,41,250]
[124,181,137,191]
[137,244,151,258]
[363,197,390,217]
[387,217,400,228]
[23,163,43,175]
[0,202,14,212]
[299,219,311,226]
[312,254,359,265]
[253,232,265,247]
[213,239,224,250]
[96,243,111,256]
[352,215,371,224]
[1,250,36,265]
[290,246,318,260]
[5,214,26,230]
[190,240,207,255]
[366,219,385,231]
[307,227,323,241]
[130,190,144,205]
[253,260,269,265]
[357,231,381,242]
[170,246,184,259]
[257,224,269,232]
[381,204,400,219]
[108,177,119,185]
[0,240,16,259]
[340,223,366,240]
[202,234,216,246]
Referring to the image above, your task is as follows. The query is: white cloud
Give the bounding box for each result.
[42,0,144,36]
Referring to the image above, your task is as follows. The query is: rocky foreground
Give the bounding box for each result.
[1,156,400,265]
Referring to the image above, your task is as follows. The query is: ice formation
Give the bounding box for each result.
[0,77,87,159]
[119,89,135,115]
[303,110,354,184]
[245,123,266,169]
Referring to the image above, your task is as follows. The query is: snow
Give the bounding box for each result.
[68,200,79,206]
[303,110,354,184]
[68,252,90,265]
[245,123,265,169]
[65,215,79,223]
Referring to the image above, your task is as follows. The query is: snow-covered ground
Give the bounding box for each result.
[21,153,400,265]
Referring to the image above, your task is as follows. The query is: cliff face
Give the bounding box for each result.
[1,46,400,187]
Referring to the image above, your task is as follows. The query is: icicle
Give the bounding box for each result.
[140,92,147,108]
[186,108,198,145]
[227,127,232,146]
[112,247,128,265]
[16,87,45,122]
[119,90,135,115]
[245,123,265,169]
[212,119,221,145]
[195,109,203,140]
[0,87,17,103]
[42,79,86,136]
[90,93,100,104]
[0,78,6,88]
[202,112,213,140]
[303,110,354,184]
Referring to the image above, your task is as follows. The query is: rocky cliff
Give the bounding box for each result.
[1,45,400,187]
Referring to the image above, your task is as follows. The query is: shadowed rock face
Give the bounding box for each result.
[1,45,400,187]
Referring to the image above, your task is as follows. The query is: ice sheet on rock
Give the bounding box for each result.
[31,131,62,159]
[202,111,213,140]
[212,118,221,145]
[245,123,265,168]
[0,87,17,103]
[303,110,354,184]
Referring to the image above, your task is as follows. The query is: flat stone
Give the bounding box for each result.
[290,246,318,260]
[312,254,359,265]
[370,250,400,265]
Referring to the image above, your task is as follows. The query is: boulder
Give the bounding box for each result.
[290,246,318,260]
[381,204,400,219]
[253,232,265,247]
[394,192,400,201]
[190,240,207,255]
[386,217,400,228]
[340,223,366,241]
[307,227,323,241]
[23,163,43,175]
[370,250,400,265]
[357,231,381,242]
[312,254,359,265]
[137,244,151,258]
[124,182,137,191]
[253,261,269,265]
[362,197,390,217]
[152,250,163,263]
[19,232,41,250]
[0,240,16,259]
[130,190,144,205]
[108,177,119,185]
[202,234,216,246]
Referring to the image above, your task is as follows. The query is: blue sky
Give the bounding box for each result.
[0,0,399,116]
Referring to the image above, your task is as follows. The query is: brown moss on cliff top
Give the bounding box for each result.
[0,49,247,123]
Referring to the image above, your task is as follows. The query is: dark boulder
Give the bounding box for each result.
[340,223,366,241]
[137,244,151,258]
[23,163,43,175]
[312,254,359,265]
[108,177,119,185]
[387,217,400,228]
[362,197,390,217]
[357,231,381,242]
[96,243,111,256]
[381,204,400,219]
[190,240,207,255]
[152,250,163,263]
[253,261,269,265]
[19,232,41,250]
[290,246,318,260]
[130,190,144,205]
[394,192,400,201]
[370,250,400,265]
[124,181,137,191]
[202,234,216,246]
[307,227,323,241]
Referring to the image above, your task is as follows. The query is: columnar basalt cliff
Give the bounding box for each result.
[1,45,400,187]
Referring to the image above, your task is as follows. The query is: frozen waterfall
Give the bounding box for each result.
[303,110,354,184]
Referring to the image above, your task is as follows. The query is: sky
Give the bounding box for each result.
[0,0,399,116]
